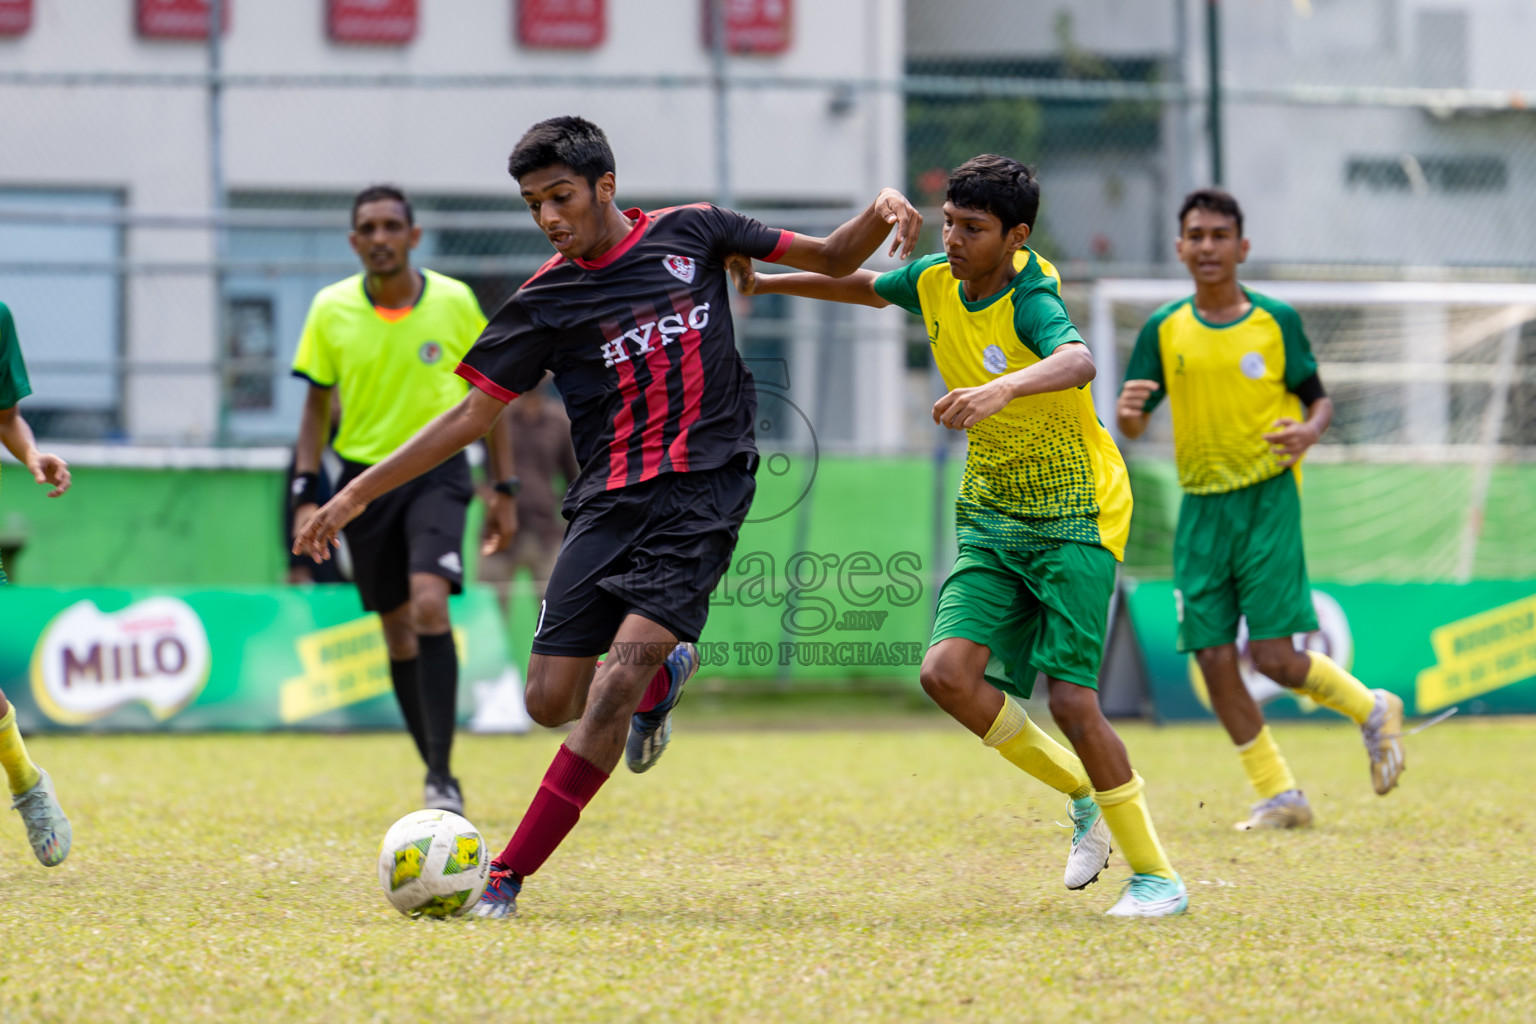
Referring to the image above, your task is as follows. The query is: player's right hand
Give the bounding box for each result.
[874,188,923,259]
[27,452,71,498]
[1117,379,1159,421]
[292,491,367,563]
[724,254,757,295]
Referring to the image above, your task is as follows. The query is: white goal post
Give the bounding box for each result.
[1087,278,1536,583]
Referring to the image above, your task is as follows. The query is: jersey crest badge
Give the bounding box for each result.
[982,344,1008,375]
[419,341,443,365]
[662,255,697,284]
[1240,352,1266,380]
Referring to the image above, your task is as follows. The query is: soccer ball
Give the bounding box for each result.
[376,809,490,919]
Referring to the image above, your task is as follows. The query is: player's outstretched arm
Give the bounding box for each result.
[293,388,506,562]
[0,405,70,497]
[933,342,1096,430]
[726,256,888,308]
[775,188,922,276]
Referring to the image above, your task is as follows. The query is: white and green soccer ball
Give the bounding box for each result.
[377,809,490,919]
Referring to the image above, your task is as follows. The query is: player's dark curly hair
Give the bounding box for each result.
[508,116,616,188]
[351,184,412,228]
[1179,188,1244,236]
[946,155,1041,231]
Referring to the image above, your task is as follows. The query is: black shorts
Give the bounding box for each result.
[338,452,472,613]
[531,455,757,658]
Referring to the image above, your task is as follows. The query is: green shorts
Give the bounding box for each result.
[930,541,1116,698]
[1173,469,1318,652]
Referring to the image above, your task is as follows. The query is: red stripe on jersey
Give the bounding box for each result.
[665,293,706,473]
[455,363,520,403]
[605,326,641,490]
[764,229,794,263]
[633,302,673,483]
[522,252,566,287]
[575,209,651,270]
[646,202,713,219]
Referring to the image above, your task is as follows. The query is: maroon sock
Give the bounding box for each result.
[498,744,609,877]
[635,663,673,714]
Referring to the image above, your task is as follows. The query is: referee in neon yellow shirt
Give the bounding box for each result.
[1117,188,1405,831]
[291,186,515,815]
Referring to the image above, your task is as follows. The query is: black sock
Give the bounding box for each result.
[417,631,459,777]
[389,657,430,765]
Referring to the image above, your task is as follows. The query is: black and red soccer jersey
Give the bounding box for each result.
[456,204,792,514]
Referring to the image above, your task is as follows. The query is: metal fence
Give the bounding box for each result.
[5,0,1536,451]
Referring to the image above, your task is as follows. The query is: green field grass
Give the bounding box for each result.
[1,715,1532,1023]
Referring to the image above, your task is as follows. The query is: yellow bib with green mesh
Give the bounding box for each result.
[876,249,1132,560]
[1126,289,1318,495]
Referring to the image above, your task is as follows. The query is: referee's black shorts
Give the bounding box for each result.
[531,454,757,658]
[338,451,473,613]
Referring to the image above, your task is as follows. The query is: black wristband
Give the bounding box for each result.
[492,477,521,498]
[291,472,322,509]
[1291,372,1327,406]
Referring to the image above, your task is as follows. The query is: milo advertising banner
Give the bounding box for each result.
[0,586,523,733]
[1124,578,1536,719]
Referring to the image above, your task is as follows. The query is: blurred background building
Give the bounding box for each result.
[1,0,1533,589]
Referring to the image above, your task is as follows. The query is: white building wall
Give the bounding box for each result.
[0,0,906,445]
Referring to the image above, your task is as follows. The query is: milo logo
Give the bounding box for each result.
[30,598,211,724]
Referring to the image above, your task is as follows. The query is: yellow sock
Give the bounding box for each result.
[1096,772,1175,879]
[0,706,40,795]
[1299,651,1376,725]
[1237,725,1297,799]
[983,696,1092,800]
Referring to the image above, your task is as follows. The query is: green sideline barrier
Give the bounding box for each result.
[3,459,1532,587]
[1,455,1530,689]
[0,586,511,733]
[1124,578,1536,720]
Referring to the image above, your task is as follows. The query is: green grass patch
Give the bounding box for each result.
[1,720,1532,1022]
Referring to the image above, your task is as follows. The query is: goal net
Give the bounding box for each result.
[1087,280,1536,584]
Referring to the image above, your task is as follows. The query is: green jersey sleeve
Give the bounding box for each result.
[1011,283,1084,361]
[1275,302,1319,391]
[291,295,337,387]
[0,303,32,410]
[1124,307,1171,414]
[873,253,946,315]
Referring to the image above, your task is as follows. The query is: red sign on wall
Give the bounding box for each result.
[704,0,793,55]
[0,0,32,36]
[517,0,604,50]
[328,0,417,44]
[137,0,229,39]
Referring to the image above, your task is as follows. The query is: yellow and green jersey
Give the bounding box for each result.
[0,301,32,585]
[291,270,487,465]
[1126,289,1318,495]
[874,249,1132,560]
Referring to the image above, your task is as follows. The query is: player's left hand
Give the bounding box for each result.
[1263,416,1320,467]
[724,253,757,295]
[27,452,70,498]
[481,491,518,556]
[293,488,368,563]
[874,188,924,260]
[933,382,1011,430]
